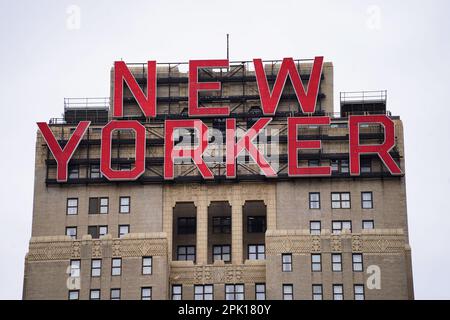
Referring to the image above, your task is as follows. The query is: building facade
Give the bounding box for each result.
[23,59,414,300]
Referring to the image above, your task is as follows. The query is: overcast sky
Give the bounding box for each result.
[0,0,449,299]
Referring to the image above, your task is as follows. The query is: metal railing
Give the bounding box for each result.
[64,97,110,110]
[340,90,387,105]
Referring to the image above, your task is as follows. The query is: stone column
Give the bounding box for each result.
[231,198,244,264]
[196,198,208,265]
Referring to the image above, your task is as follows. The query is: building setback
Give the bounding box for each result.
[23,59,414,300]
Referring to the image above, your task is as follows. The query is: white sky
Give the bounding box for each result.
[0,0,449,299]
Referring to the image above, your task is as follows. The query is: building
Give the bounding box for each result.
[23,58,414,300]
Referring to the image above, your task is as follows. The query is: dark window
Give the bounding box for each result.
[119,196,130,213]
[213,245,231,262]
[283,284,293,300]
[177,246,196,261]
[354,284,365,300]
[331,159,349,173]
[309,192,320,209]
[332,221,352,234]
[312,284,323,300]
[331,192,351,209]
[141,287,152,300]
[89,197,109,214]
[353,253,363,272]
[248,244,265,260]
[308,159,320,167]
[178,217,196,234]
[66,226,77,239]
[332,253,342,272]
[255,283,266,300]
[68,290,79,300]
[311,254,321,272]
[66,198,78,215]
[88,225,108,239]
[212,216,231,234]
[361,159,372,173]
[142,257,152,275]
[362,220,375,230]
[310,221,321,235]
[111,258,122,276]
[194,285,213,300]
[68,165,79,179]
[282,253,292,272]
[110,288,121,300]
[333,284,344,300]
[247,216,266,233]
[70,260,80,277]
[118,224,130,238]
[90,165,102,178]
[90,289,100,300]
[91,259,101,277]
[172,285,182,300]
[225,284,244,300]
[361,192,373,209]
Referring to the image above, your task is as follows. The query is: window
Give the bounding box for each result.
[340,160,349,173]
[91,259,102,277]
[248,244,265,260]
[70,260,80,277]
[361,159,372,173]
[333,284,344,300]
[213,245,231,262]
[331,159,349,173]
[312,285,323,300]
[90,164,102,178]
[68,165,79,179]
[352,254,363,272]
[225,284,245,300]
[66,227,77,239]
[332,254,342,272]
[331,192,351,209]
[119,163,132,171]
[90,289,100,300]
[66,198,78,215]
[283,284,293,300]
[142,257,152,275]
[282,254,292,272]
[308,159,319,167]
[68,290,79,300]
[311,254,322,272]
[354,285,365,300]
[118,225,130,238]
[361,192,373,209]
[141,287,152,300]
[212,216,231,234]
[332,221,352,234]
[310,221,321,235]
[362,220,375,230]
[88,225,108,239]
[255,283,266,300]
[89,197,109,214]
[194,285,213,300]
[111,258,122,276]
[177,217,196,234]
[172,285,182,300]
[309,192,320,209]
[119,196,130,213]
[247,216,266,233]
[110,288,121,300]
[177,246,196,261]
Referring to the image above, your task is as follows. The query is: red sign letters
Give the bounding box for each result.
[38,57,402,182]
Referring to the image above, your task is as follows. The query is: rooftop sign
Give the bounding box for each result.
[37,57,402,182]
